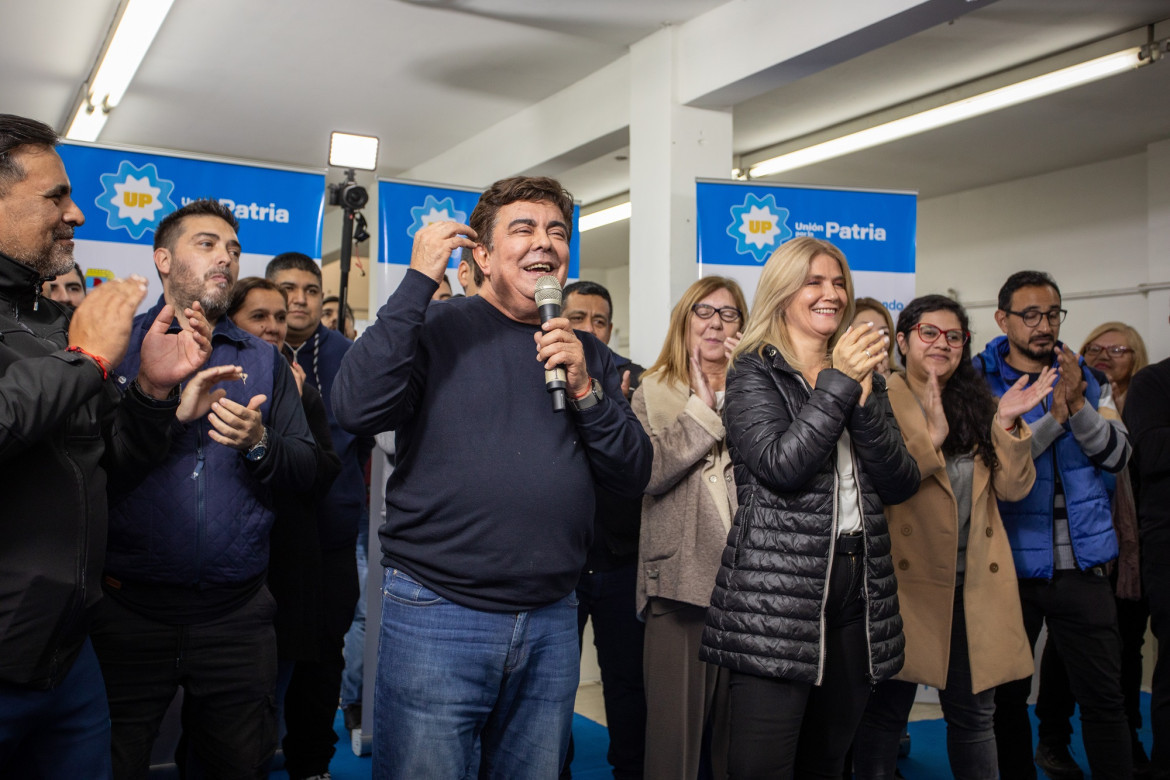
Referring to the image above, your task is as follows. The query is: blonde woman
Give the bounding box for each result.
[634,275,746,779]
[700,237,918,778]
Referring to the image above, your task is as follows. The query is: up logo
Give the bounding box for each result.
[96,161,178,240]
[726,193,793,263]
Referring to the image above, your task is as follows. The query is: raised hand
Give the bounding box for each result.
[290,361,306,397]
[689,343,717,410]
[207,394,267,451]
[410,220,478,284]
[724,331,743,362]
[176,365,245,424]
[67,275,150,371]
[138,301,213,399]
[923,368,949,449]
[997,366,1057,429]
[1051,345,1086,422]
[620,370,632,400]
[831,323,888,405]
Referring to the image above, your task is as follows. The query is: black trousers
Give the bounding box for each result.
[90,586,279,780]
[993,569,1132,780]
[1143,543,1170,779]
[281,541,359,779]
[727,549,870,779]
[1035,588,1149,746]
[563,561,646,779]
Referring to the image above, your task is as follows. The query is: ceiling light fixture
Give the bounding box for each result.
[580,201,632,232]
[748,43,1159,179]
[65,0,176,141]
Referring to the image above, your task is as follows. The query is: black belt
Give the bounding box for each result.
[836,532,864,556]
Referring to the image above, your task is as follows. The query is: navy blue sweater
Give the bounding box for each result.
[332,270,652,611]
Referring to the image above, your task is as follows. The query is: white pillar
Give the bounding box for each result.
[627,27,733,367]
[1147,139,1170,362]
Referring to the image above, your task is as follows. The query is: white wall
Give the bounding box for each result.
[918,151,1163,361]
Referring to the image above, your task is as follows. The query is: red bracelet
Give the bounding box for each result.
[572,377,594,400]
[66,345,111,380]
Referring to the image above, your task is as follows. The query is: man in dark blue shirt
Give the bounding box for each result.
[333,176,651,779]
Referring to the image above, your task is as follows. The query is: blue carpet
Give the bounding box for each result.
[269,695,1155,778]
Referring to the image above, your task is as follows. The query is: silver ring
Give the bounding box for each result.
[864,349,872,358]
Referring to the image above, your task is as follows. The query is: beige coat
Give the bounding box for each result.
[633,375,737,616]
[886,374,1035,694]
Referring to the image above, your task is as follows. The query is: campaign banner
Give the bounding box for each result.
[377,178,581,297]
[58,141,325,308]
[696,179,916,316]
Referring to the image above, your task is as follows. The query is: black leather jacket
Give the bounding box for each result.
[700,346,919,685]
[0,253,177,688]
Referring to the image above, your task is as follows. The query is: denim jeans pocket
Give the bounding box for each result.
[382,568,445,607]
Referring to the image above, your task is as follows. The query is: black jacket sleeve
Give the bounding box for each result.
[246,354,318,489]
[0,350,109,463]
[303,383,342,499]
[845,373,920,505]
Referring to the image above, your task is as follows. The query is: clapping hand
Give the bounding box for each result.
[923,368,949,450]
[997,366,1058,430]
[138,301,213,399]
[689,343,717,410]
[831,323,888,406]
[176,365,245,424]
[1050,345,1086,423]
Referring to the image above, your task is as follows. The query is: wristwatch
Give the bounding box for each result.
[569,379,604,412]
[245,428,270,462]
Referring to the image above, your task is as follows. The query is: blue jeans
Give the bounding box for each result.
[340,510,369,708]
[0,638,113,778]
[373,568,580,780]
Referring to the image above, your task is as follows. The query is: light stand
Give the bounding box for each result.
[328,169,369,333]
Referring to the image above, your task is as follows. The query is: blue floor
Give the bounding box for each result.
[272,694,1155,779]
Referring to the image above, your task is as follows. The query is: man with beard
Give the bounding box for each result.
[90,199,318,778]
[973,270,1133,780]
[0,114,212,776]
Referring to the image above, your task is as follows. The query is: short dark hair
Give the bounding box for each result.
[154,198,240,251]
[227,276,287,319]
[0,114,58,197]
[562,280,613,320]
[322,295,354,321]
[265,251,321,282]
[468,176,574,251]
[997,270,1061,312]
[68,262,86,291]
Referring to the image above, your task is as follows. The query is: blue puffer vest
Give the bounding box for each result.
[975,336,1117,578]
[107,298,278,586]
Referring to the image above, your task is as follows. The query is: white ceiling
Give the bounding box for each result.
[3,0,1169,271]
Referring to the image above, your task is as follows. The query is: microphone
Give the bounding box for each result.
[534,274,567,413]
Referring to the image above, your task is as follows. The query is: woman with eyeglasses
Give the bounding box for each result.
[850,294,1055,780]
[1029,321,1153,774]
[632,275,746,779]
[698,237,919,778]
[1080,322,1148,414]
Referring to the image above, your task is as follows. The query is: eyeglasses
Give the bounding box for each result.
[911,323,969,347]
[1083,344,1134,360]
[1003,308,1067,328]
[692,303,742,322]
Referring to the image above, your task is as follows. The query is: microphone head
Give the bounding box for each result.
[534,274,562,307]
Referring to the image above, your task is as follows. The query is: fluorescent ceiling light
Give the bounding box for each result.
[66,101,110,143]
[580,201,631,232]
[329,132,380,170]
[748,46,1148,179]
[65,0,175,141]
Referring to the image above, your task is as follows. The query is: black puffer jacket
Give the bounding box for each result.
[0,252,178,688]
[700,346,919,685]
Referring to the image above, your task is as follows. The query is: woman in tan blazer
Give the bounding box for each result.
[852,295,1056,780]
[632,275,746,780]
